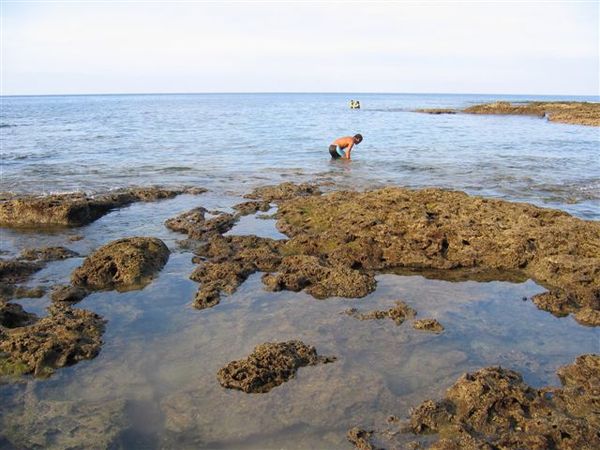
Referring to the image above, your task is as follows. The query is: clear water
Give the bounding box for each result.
[0,94,599,449]
[1,93,599,219]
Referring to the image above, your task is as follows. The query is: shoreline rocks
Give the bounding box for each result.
[343,301,416,326]
[0,186,206,228]
[217,340,336,393]
[413,318,444,333]
[71,237,170,292]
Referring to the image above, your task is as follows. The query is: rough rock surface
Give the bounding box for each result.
[414,108,456,115]
[347,427,379,450]
[190,235,282,309]
[232,200,271,216]
[407,354,600,449]
[51,285,89,304]
[19,246,78,261]
[0,304,105,377]
[413,318,444,333]
[165,207,237,240]
[275,187,600,325]
[71,237,169,291]
[343,301,416,325]
[0,258,44,302]
[244,182,321,203]
[0,301,37,328]
[463,101,600,126]
[0,186,205,227]
[217,340,336,393]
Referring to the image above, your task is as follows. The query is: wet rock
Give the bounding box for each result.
[244,182,321,203]
[414,108,457,115]
[165,207,237,239]
[217,340,336,393]
[462,101,600,126]
[347,427,380,450]
[19,246,78,261]
[13,286,46,299]
[190,235,282,309]
[275,187,600,325]
[71,237,169,291]
[413,318,444,333]
[51,284,89,304]
[343,301,416,325]
[0,186,203,228]
[406,355,600,449]
[68,234,84,241]
[232,200,271,216]
[0,301,37,328]
[0,259,43,285]
[0,303,105,377]
[262,255,376,299]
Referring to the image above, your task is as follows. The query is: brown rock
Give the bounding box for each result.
[414,108,457,115]
[407,355,600,449]
[217,340,336,393]
[343,300,416,325]
[413,318,444,333]
[165,207,237,240]
[0,304,105,377]
[71,237,169,291]
[232,200,271,216]
[51,285,89,304]
[244,182,321,203]
[347,427,380,450]
[0,259,43,285]
[19,246,78,261]
[0,186,203,228]
[0,301,37,328]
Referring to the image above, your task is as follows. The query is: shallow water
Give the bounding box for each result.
[1,94,599,448]
[1,93,599,219]
[1,195,599,449]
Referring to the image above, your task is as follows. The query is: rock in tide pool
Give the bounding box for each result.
[165,207,237,240]
[0,304,105,377]
[51,285,89,304]
[413,318,444,333]
[217,340,336,393]
[19,246,78,261]
[71,237,169,291]
[343,301,416,326]
[244,182,321,203]
[349,354,600,449]
[275,187,600,325]
[0,301,37,328]
[0,186,205,228]
[232,200,271,216]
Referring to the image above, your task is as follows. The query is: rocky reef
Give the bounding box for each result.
[416,101,600,126]
[413,318,444,333]
[71,237,170,291]
[0,304,105,377]
[217,340,336,393]
[274,187,600,325]
[349,354,600,449]
[0,186,206,228]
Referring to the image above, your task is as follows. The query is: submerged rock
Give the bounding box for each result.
[71,237,169,291]
[0,303,105,377]
[19,246,78,261]
[244,182,321,203]
[275,187,600,325]
[0,186,205,228]
[343,301,416,325]
[347,427,380,450]
[0,258,44,302]
[413,318,444,333]
[217,340,336,393]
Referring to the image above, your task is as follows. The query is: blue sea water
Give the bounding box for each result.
[1,93,599,219]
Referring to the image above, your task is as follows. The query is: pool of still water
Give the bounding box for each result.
[0,194,598,449]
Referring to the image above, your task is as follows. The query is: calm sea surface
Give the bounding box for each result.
[1,93,599,218]
[0,94,599,449]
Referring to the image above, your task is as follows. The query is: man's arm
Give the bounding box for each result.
[344,142,354,159]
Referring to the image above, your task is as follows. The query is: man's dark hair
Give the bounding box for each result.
[354,134,363,143]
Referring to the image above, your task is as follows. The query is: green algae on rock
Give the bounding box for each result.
[0,186,206,228]
[0,304,105,378]
[217,340,336,393]
[71,237,170,291]
[274,187,600,326]
[343,300,416,325]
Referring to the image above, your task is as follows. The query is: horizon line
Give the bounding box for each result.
[2,91,599,99]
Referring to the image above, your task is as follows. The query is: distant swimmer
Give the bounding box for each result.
[349,100,361,109]
[329,134,363,160]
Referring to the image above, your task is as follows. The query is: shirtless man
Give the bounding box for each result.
[329,134,363,160]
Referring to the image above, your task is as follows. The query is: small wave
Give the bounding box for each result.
[158,166,193,173]
[0,123,16,128]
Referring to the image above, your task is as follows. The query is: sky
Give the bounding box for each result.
[1,0,598,95]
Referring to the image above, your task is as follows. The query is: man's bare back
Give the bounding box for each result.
[329,134,363,160]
